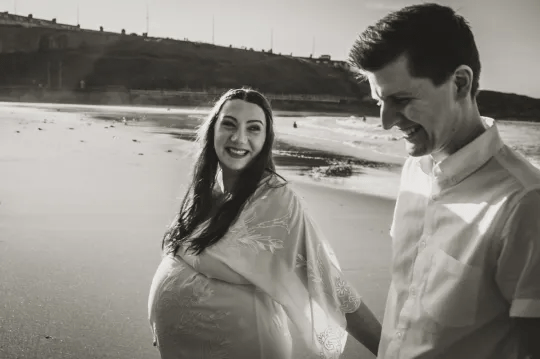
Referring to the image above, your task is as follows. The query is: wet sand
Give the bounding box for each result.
[0,104,394,359]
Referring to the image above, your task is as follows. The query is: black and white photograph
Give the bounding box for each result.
[1,0,539,358]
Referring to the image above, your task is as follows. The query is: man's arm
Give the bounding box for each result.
[496,189,540,359]
[345,301,382,356]
[514,318,540,359]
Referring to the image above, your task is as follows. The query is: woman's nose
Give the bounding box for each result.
[231,128,247,143]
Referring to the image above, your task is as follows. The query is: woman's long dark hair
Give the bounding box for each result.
[163,88,277,255]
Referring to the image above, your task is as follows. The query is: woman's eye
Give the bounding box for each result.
[249,126,261,132]
[222,121,235,128]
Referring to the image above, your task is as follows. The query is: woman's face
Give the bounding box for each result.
[213,99,267,173]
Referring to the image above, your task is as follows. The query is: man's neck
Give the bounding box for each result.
[431,107,485,164]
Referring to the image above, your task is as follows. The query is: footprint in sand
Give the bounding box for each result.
[132,139,140,143]
[138,153,144,156]
[38,128,43,131]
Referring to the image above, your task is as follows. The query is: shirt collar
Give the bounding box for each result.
[418,117,504,187]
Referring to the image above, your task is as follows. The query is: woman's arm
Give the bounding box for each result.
[345,302,382,357]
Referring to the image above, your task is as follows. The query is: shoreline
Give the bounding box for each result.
[1,101,403,199]
[0,93,373,117]
[0,100,366,120]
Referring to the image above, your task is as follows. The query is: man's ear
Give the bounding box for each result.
[453,65,473,99]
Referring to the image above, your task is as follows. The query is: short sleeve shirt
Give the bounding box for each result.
[379,118,540,359]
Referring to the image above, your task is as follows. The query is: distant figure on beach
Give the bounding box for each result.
[349,3,540,359]
[362,116,366,122]
[293,121,298,128]
[148,88,381,358]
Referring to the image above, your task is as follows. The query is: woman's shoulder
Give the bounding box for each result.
[260,171,289,194]
[257,173,305,210]
[259,170,287,188]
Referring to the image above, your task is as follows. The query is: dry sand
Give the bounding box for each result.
[0,104,394,359]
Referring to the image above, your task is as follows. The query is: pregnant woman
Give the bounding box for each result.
[148,88,381,359]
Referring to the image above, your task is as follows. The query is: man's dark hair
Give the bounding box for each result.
[349,3,481,97]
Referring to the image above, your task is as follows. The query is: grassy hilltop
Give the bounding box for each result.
[0,36,367,95]
[0,33,539,120]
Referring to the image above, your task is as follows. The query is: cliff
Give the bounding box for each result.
[476,90,540,121]
[0,26,366,97]
[0,14,539,119]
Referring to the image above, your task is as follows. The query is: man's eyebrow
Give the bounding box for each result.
[373,90,412,101]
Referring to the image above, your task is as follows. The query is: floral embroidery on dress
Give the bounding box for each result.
[305,243,334,298]
[222,198,293,254]
[226,222,285,254]
[296,253,308,269]
[335,277,362,313]
[317,326,347,359]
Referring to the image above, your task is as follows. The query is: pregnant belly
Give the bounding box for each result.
[148,256,291,359]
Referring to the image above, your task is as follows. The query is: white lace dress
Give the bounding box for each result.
[148,176,362,359]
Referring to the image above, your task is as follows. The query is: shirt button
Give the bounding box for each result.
[396,331,403,339]
[419,240,426,249]
[410,287,416,297]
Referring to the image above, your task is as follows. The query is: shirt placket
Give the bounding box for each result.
[386,173,437,359]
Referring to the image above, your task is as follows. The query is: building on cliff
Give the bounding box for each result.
[0,11,131,53]
[0,11,351,69]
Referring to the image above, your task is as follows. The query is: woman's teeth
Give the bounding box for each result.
[227,148,248,156]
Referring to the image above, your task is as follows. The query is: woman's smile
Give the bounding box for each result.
[226,147,250,158]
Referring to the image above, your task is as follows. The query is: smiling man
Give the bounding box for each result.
[349,3,540,359]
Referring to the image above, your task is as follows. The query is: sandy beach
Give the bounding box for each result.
[0,103,394,359]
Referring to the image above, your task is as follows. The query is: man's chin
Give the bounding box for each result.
[405,143,429,157]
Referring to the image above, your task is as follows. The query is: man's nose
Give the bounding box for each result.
[380,103,399,130]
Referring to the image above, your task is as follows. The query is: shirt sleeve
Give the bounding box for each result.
[496,188,540,318]
[206,184,362,358]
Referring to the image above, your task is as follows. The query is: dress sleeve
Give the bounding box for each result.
[206,184,362,358]
[496,188,540,318]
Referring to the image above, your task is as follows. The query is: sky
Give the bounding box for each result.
[2,0,540,98]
